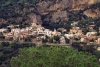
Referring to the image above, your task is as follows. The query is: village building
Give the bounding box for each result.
[36,26,44,35]
[87,35,97,41]
[31,23,37,27]
[80,35,91,43]
[0,29,7,33]
[64,34,74,39]
[57,28,67,33]
[52,29,61,36]
[44,29,52,37]
[86,32,97,37]
[70,28,83,36]
[71,21,78,26]
[80,36,87,43]
[75,30,83,37]
[89,24,95,30]
[97,38,100,44]
[7,32,14,37]
[97,47,100,51]
[11,28,20,34]
[7,25,14,28]
[99,27,100,33]
[70,29,77,34]
[5,32,14,41]
[60,36,66,44]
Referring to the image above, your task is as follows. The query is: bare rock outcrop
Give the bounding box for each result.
[71,0,96,10]
[0,18,7,24]
[36,0,98,12]
[35,0,100,23]
[52,11,68,22]
[27,13,42,25]
[84,8,100,18]
[36,1,52,14]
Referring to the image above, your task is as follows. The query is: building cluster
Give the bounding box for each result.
[63,21,100,45]
[0,21,100,45]
[0,23,61,42]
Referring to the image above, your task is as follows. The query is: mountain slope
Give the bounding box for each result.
[0,0,100,31]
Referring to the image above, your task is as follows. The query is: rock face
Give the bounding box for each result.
[36,0,100,12]
[0,0,100,28]
[35,0,100,23]
[36,1,52,14]
[84,8,100,18]
[28,13,42,25]
[52,11,68,22]
[71,0,100,10]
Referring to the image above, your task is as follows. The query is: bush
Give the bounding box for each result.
[0,55,7,61]
[3,49,13,54]
[53,36,60,43]
[48,37,53,43]
[0,60,2,65]
[1,42,10,47]
[42,38,48,43]
[65,37,70,43]
[0,47,4,52]
[93,51,100,58]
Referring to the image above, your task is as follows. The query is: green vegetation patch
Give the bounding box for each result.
[10,46,99,67]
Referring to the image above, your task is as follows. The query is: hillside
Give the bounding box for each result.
[0,0,100,31]
[0,1,100,67]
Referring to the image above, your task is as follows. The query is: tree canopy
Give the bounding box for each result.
[10,46,99,67]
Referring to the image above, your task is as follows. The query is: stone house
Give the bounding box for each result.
[80,37,87,43]
[87,35,97,41]
[64,34,74,39]
[0,29,7,33]
[86,32,97,37]
[97,38,100,44]
[60,36,66,44]
[70,29,78,34]
[97,47,100,51]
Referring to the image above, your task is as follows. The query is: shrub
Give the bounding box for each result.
[1,42,10,47]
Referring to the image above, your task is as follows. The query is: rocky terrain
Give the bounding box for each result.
[0,0,100,29]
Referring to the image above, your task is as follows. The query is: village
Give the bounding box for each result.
[0,21,100,51]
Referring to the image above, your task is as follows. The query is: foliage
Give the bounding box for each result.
[24,37,32,42]
[10,41,21,46]
[0,54,7,61]
[90,2,100,9]
[48,37,53,43]
[0,0,37,7]
[10,46,99,67]
[53,35,60,43]
[74,37,80,41]
[42,38,48,43]
[0,41,36,67]
[72,42,97,54]
[43,21,71,31]
[0,0,37,28]
[93,51,100,59]
[78,18,93,34]
[64,37,70,43]
[1,42,10,47]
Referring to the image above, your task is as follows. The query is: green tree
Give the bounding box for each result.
[42,38,48,43]
[48,37,53,43]
[53,35,60,43]
[10,46,99,67]
[65,37,70,43]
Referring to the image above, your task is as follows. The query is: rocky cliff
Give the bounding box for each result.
[0,0,100,28]
[35,0,100,23]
